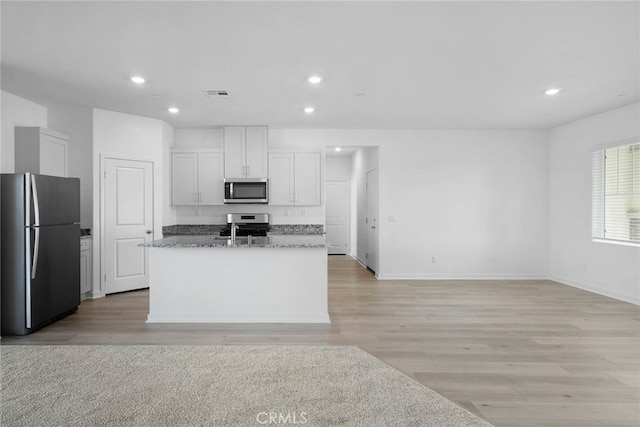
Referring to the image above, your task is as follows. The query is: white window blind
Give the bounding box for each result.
[592,142,640,244]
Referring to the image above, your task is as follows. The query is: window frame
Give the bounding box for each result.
[591,138,640,247]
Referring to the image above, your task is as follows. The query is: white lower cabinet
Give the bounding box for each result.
[268,152,321,206]
[80,237,92,299]
[171,151,224,205]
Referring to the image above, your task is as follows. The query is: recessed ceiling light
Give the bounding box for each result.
[152,94,161,98]
[168,107,179,114]
[545,88,561,95]
[618,93,628,97]
[355,93,366,97]
[308,75,322,84]
[304,107,315,114]
[334,147,342,152]
[131,76,145,84]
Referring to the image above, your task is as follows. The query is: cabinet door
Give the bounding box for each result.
[268,153,295,205]
[198,152,224,205]
[171,153,199,205]
[80,248,92,295]
[294,153,322,206]
[40,134,68,177]
[245,126,268,178]
[223,127,246,178]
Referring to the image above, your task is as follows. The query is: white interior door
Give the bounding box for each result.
[325,180,348,255]
[366,169,378,273]
[104,158,153,294]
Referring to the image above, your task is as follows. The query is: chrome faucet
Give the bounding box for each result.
[230,223,239,242]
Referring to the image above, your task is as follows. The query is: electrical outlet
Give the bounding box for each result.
[388,216,395,222]
[284,209,289,217]
[302,209,306,216]
[432,256,436,264]
[582,264,587,271]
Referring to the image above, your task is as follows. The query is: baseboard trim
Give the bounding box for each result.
[352,255,368,269]
[146,313,332,324]
[376,274,549,280]
[549,276,640,306]
[86,290,105,299]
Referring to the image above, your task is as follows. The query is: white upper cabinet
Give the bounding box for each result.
[268,153,295,205]
[15,127,69,177]
[268,152,321,206]
[197,152,225,205]
[223,127,245,178]
[171,153,199,205]
[293,153,322,205]
[223,126,268,179]
[171,151,224,205]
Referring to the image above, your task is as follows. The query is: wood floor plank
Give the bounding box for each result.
[1,255,638,427]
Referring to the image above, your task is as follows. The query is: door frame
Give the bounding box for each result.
[99,154,155,297]
[365,168,378,276]
[325,179,350,255]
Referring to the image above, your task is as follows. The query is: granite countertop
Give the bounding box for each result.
[143,234,325,249]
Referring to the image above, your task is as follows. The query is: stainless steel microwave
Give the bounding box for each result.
[224,178,268,204]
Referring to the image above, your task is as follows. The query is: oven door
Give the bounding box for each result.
[224,179,268,204]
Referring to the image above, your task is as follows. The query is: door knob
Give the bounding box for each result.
[146,230,152,234]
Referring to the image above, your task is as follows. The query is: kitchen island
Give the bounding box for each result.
[143,235,330,323]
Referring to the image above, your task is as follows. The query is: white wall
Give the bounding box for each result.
[47,105,93,228]
[174,128,222,149]
[325,154,352,180]
[1,90,48,173]
[162,121,176,227]
[549,102,640,305]
[92,108,172,297]
[270,129,550,279]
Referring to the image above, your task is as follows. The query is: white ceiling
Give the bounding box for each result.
[2,1,638,129]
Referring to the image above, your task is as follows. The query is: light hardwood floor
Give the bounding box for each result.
[2,256,639,426]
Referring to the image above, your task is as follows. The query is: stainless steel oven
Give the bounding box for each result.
[224,178,268,204]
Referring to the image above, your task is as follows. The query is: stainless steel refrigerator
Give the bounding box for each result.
[1,173,81,335]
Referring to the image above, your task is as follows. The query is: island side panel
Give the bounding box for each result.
[147,247,329,323]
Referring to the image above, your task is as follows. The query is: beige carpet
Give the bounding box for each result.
[1,345,492,426]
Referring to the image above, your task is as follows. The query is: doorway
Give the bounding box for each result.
[325,146,378,275]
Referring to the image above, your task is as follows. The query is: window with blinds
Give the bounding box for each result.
[592,142,640,244]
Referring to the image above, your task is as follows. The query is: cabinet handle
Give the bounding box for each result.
[193,193,197,203]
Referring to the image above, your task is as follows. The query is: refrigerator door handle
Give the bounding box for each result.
[31,175,41,226]
[30,175,41,280]
[31,227,40,279]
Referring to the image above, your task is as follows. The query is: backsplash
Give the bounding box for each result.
[163,225,226,236]
[269,225,324,235]
[163,224,324,236]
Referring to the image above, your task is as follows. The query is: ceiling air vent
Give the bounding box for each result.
[203,89,230,98]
